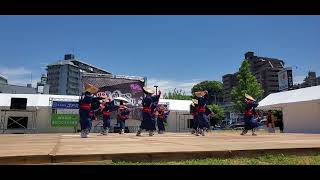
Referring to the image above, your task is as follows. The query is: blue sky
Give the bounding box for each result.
[0,16,319,94]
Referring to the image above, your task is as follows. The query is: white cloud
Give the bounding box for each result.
[0,67,31,77]
[0,67,38,87]
[146,78,203,96]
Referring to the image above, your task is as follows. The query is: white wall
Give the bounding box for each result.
[1,105,192,133]
[36,107,75,133]
[284,102,320,133]
[0,106,76,133]
[166,111,192,132]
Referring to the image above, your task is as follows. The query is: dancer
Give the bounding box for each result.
[79,84,99,138]
[136,87,161,137]
[240,94,259,136]
[100,97,116,135]
[204,105,215,133]
[195,90,211,136]
[156,104,170,134]
[90,94,104,127]
[190,99,199,135]
[266,110,276,133]
[116,100,130,134]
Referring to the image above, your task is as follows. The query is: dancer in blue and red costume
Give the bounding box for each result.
[90,95,104,128]
[156,104,170,134]
[190,99,199,135]
[79,83,100,138]
[136,87,161,137]
[195,90,214,136]
[100,97,116,135]
[116,100,131,134]
[240,94,259,136]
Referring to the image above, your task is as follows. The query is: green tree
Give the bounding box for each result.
[191,80,223,104]
[230,59,264,112]
[163,88,192,100]
[207,104,225,126]
[272,110,282,119]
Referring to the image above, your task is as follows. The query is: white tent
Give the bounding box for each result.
[159,99,192,111]
[0,94,80,107]
[257,86,320,133]
[158,99,193,132]
[0,94,80,133]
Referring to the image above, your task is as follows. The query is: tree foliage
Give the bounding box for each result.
[230,60,264,112]
[191,80,223,104]
[162,88,192,100]
[207,104,225,126]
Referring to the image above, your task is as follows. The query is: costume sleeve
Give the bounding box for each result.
[165,111,170,118]
[252,101,259,108]
[151,94,160,103]
[125,109,131,116]
[205,106,213,115]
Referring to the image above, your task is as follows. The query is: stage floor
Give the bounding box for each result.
[1,132,320,164]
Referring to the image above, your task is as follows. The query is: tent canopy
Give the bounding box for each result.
[257,85,320,110]
[0,93,192,111]
[158,99,192,111]
[0,94,80,107]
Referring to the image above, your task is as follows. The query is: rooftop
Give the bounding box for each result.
[0,74,7,80]
[47,56,112,74]
[257,85,320,110]
[0,93,191,111]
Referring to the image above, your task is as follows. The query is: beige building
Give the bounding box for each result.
[223,52,286,105]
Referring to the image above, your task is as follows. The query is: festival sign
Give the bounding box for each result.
[52,101,79,109]
[278,67,293,91]
[51,114,79,127]
[51,100,79,128]
[81,74,146,120]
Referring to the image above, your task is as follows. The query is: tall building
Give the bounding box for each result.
[222,73,238,104]
[293,71,319,89]
[47,54,112,95]
[222,52,286,105]
[245,52,285,97]
[302,71,317,87]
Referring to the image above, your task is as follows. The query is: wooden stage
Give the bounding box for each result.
[1,132,320,164]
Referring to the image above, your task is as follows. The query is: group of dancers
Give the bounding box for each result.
[79,83,260,138]
[78,84,170,138]
[190,91,215,136]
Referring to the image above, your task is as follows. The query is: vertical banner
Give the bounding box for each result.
[278,67,293,91]
[287,68,293,90]
[278,68,288,91]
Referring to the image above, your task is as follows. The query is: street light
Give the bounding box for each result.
[154,85,158,96]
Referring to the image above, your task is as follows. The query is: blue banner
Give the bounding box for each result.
[52,101,79,109]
